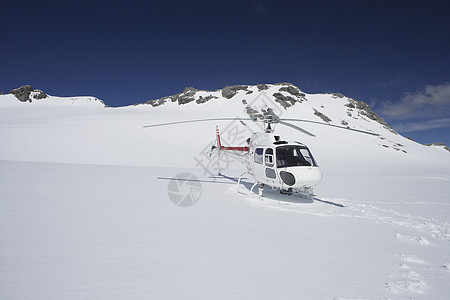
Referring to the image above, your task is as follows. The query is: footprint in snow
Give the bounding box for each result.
[441,263,450,271]
[397,254,429,265]
[387,254,432,295]
[386,279,428,294]
[394,233,432,245]
[401,269,421,279]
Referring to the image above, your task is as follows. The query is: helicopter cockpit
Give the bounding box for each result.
[276,145,317,168]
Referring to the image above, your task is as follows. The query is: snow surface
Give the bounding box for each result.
[1,86,449,299]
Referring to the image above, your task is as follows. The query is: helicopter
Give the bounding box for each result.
[144,109,379,199]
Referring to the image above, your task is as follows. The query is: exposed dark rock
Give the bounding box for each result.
[346,98,397,134]
[425,142,450,152]
[345,103,355,109]
[196,95,217,104]
[8,85,49,102]
[33,90,48,99]
[10,85,34,102]
[313,109,332,123]
[331,93,345,98]
[221,85,249,99]
[145,87,219,106]
[182,87,197,94]
[146,97,168,107]
[174,87,198,105]
[257,84,269,91]
[245,105,264,121]
[273,93,297,109]
[279,85,304,97]
[341,120,349,126]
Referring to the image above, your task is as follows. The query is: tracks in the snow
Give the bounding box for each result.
[233,188,450,297]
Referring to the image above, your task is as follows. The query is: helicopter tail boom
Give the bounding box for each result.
[216,126,249,152]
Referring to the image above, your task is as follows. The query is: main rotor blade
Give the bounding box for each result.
[278,121,316,137]
[280,118,380,136]
[143,118,252,128]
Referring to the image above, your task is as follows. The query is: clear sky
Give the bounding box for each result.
[1,0,449,145]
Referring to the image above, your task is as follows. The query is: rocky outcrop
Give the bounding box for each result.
[34,91,48,99]
[221,85,249,99]
[345,98,396,133]
[330,93,345,99]
[9,85,49,102]
[272,84,306,109]
[172,87,199,105]
[279,85,305,97]
[425,143,450,152]
[257,84,269,91]
[273,92,297,109]
[146,84,252,106]
[146,97,168,107]
[196,95,216,104]
[146,87,218,106]
[245,105,264,121]
[313,109,332,123]
[145,83,309,108]
[10,85,34,102]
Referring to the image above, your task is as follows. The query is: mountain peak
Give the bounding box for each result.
[141,83,396,134]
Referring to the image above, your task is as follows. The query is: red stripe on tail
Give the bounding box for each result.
[216,126,249,152]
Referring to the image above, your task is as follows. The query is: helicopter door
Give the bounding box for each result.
[264,148,277,184]
[253,148,266,183]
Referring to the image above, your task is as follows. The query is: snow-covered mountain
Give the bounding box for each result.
[1,84,449,299]
[1,83,448,169]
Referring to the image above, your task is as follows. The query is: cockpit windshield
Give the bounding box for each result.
[276,145,317,168]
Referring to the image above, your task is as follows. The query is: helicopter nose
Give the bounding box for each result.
[280,171,296,186]
[280,167,323,188]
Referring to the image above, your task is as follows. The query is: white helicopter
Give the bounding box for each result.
[144,112,378,199]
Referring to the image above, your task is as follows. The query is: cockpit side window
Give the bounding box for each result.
[265,148,274,167]
[254,148,264,164]
[299,148,314,166]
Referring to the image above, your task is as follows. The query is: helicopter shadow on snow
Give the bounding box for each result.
[215,173,345,208]
[158,174,344,207]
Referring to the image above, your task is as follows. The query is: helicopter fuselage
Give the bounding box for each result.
[242,132,322,194]
[145,115,376,198]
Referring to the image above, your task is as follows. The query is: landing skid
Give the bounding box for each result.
[237,172,315,199]
[293,187,315,200]
[237,172,263,196]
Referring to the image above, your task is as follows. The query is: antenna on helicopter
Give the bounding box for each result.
[265,121,273,133]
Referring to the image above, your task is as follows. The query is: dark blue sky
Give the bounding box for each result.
[1,0,449,145]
